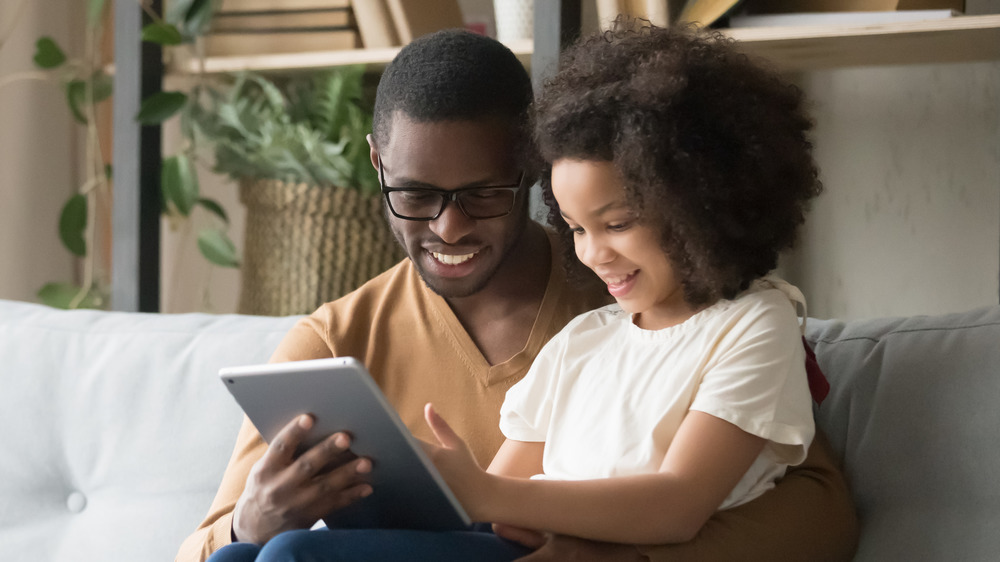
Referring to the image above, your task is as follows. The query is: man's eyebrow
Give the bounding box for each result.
[384,172,520,190]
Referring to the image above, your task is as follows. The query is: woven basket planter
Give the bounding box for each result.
[238,177,404,316]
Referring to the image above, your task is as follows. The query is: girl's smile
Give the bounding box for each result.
[550,159,697,330]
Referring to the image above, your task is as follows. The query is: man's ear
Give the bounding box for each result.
[367,134,379,172]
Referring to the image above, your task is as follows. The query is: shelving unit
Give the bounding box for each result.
[728,13,1000,70]
[166,15,1000,76]
[114,7,1000,311]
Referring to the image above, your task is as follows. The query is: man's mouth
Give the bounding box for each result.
[432,251,478,265]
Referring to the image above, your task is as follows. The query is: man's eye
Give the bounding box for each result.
[469,189,505,200]
[399,191,437,203]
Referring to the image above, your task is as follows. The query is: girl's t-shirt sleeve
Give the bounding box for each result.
[689,290,815,466]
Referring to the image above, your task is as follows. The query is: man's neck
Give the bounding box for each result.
[445,221,552,365]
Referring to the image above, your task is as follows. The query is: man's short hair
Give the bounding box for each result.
[372,29,533,146]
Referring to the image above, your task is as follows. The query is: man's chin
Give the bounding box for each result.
[416,269,493,299]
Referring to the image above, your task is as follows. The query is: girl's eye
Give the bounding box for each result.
[568,226,584,235]
[609,221,631,232]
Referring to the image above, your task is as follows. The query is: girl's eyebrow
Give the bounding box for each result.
[560,200,629,221]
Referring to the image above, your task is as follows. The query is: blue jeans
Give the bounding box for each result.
[207,525,532,562]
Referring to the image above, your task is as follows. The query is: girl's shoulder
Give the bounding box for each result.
[723,276,807,333]
[560,303,630,334]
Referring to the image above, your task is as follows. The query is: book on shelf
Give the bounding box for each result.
[595,0,741,28]
[678,0,742,26]
[351,0,400,48]
[745,0,964,13]
[206,0,360,57]
[730,9,960,28]
[385,0,465,44]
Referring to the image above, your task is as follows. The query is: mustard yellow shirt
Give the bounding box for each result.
[175,232,608,561]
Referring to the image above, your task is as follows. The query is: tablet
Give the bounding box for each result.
[219,357,472,531]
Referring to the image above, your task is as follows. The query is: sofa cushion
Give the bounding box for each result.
[0,299,299,562]
[806,306,1000,562]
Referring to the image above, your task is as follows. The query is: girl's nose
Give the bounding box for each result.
[579,234,614,268]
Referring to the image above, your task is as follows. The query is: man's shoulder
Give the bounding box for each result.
[311,259,417,320]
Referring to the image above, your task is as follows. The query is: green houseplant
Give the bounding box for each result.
[7,0,231,309]
[184,67,404,316]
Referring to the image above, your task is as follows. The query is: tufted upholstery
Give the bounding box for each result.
[0,299,299,562]
[1,298,999,561]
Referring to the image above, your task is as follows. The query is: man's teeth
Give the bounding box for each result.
[433,252,477,265]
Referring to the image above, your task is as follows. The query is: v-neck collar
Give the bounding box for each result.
[419,230,566,387]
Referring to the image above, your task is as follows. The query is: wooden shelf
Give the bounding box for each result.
[165,15,1000,76]
[725,14,1000,71]
[169,38,534,75]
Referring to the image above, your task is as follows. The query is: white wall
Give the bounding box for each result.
[0,0,82,303]
[781,61,1000,320]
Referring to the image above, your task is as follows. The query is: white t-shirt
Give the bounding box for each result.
[499,278,815,510]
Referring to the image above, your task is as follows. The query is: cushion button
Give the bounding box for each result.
[67,491,87,513]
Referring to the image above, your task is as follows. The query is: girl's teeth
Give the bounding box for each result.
[433,252,476,265]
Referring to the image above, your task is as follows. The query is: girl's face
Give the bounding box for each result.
[551,159,696,330]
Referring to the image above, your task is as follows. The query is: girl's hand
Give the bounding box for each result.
[422,403,495,521]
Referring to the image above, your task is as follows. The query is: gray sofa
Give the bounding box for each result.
[1,298,998,561]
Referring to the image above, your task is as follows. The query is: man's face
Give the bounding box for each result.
[370,114,529,299]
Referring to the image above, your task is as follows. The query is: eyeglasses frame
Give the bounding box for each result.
[377,156,524,221]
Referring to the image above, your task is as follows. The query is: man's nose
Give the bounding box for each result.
[429,199,475,244]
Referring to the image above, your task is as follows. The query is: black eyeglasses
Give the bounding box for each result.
[378,156,524,221]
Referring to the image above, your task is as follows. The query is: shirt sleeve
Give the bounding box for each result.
[175,314,334,562]
[689,291,815,466]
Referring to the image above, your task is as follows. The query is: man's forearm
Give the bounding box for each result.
[636,431,859,562]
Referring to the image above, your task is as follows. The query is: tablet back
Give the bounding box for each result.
[220,357,471,531]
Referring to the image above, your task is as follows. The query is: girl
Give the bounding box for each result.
[423,21,823,548]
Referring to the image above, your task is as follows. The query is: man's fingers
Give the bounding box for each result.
[424,403,462,449]
[294,431,354,477]
[307,457,374,515]
[493,523,547,549]
[264,414,314,465]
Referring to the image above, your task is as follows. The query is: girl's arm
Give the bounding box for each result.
[425,404,764,545]
[487,438,544,478]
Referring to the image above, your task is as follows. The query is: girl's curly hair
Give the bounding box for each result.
[535,21,822,307]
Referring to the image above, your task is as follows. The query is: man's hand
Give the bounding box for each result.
[515,534,649,562]
[232,414,373,545]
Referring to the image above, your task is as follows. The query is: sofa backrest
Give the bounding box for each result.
[0,299,300,562]
[806,305,1000,561]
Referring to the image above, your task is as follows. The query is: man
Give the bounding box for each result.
[178,29,857,562]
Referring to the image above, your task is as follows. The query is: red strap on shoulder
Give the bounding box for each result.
[802,336,830,405]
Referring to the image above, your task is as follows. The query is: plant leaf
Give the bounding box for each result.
[37,282,102,310]
[59,194,87,256]
[65,80,88,124]
[87,0,107,27]
[162,154,199,216]
[136,91,188,124]
[33,37,66,69]
[142,22,184,46]
[197,197,229,223]
[197,229,240,268]
[167,0,217,39]
[90,71,113,102]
